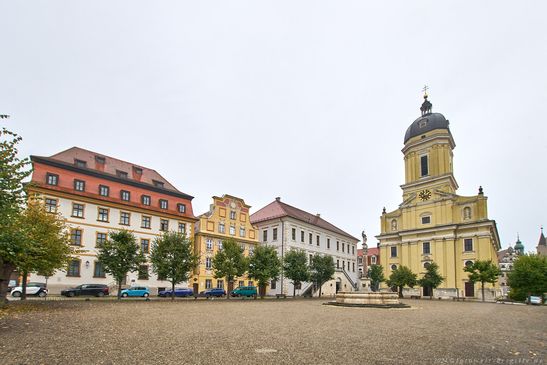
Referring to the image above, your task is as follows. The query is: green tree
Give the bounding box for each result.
[16,198,75,300]
[150,232,199,300]
[386,266,417,298]
[309,254,335,298]
[368,264,385,292]
[283,249,310,297]
[418,262,444,299]
[464,260,501,302]
[508,254,547,302]
[0,128,31,305]
[212,238,248,298]
[248,245,281,298]
[96,229,146,300]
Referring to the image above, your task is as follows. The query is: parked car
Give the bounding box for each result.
[158,288,194,297]
[120,286,150,298]
[199,288,226,298]
[230,286,257,298]
[7,280,18,293]
[526,296,542,305]
[61,284,109,297]
[10,282,47,298]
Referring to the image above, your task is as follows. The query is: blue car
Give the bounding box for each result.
[120,286,150,298]
[158,288,194,297]
[199,288,226,298]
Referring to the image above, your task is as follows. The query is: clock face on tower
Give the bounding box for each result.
[419,189,432,201]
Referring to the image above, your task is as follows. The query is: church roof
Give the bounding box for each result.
[539,228,546,246]
[404,96,452,144]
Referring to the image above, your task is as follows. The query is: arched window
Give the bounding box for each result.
[463,207,472,220]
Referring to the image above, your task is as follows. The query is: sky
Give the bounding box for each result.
[1,1,546,252]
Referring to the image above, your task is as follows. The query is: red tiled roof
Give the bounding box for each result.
[250,198,359,241]
[41,147,185,195]
[357,247,379,257]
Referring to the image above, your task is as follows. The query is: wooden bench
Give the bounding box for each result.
[275,294,287,299]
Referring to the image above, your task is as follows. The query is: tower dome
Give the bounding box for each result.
[514,234,525,255]
[404,95,451,144]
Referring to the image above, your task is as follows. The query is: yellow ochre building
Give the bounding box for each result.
[376,93,501,299]
[192,195,258,293]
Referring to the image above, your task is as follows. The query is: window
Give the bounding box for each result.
[141,239,150,253]
[72,203,84,218]
[464,238,473,252]
[121,190,130,201]
[206,239,213,251]
[309,233,312,245]
[159,199,168,210]
[291,228,296,240]
[74,159,87,168]
[205,257,212,269]
[263,230,268,242]
[358,257,362,264]
[371,256,377,265]
[46,173,58,186]
[160,219,169,231]
[116,170,128,179]
[97,208,109,222]
[217,240,223,250]
[99,185,109,197]
[343,261,345,269]
[327,239,330,249]
[141,195,151,206]
[230,210,236,220]
[238,281,244,288]
[177,203,186,213]
[45,198,57,213]
[141,216,151,229]
[240,227,245,237]
[271,280,277,289]
[342,242,345,253]
[70,229,82,246]
[316,235,320,246]
[96,233,107,247]
[67,260,80,277]
[352,245,355,255]
[74,179,85,192]
[424,262,431,269]
[249,246,254,256]
[423,242,431,255]
[178,222,186,234]
[465,260,474,268]
[421,216,431,224]
[205,279,212,289]
[420,155,429,176]
[390,246,397,258]
[391,264,398,271]
[309,254,313,264]
[93,261,105,278]
[229,225,235,236]
[217,280,224,289]
[273,228,278,241]
[219,222,225,234]
[152,180,164,188]
[301,231,305,242]
[337,241,340,251]
[337,259,340,268]
[248,281,253,287]
[138,265,149,280]
[120,212,130,225]
[95,156,105,164]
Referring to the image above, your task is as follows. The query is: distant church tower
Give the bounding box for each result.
[376,92,501,299]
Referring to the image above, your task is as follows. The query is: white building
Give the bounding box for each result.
[250,197,359,297]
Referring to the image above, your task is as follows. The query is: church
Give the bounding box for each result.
[376,93,501,299]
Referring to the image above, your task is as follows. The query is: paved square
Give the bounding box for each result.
[0,299,545,364]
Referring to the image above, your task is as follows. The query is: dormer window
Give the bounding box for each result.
[95,156,105,164]
[74,159,87,168]
[116,170,128,179]
[133,166,143,175]
[153,180,164,188]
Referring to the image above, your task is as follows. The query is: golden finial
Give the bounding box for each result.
[422,85,429,98]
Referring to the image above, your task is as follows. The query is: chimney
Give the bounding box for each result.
[275,197,281,202]
[316,213,321,218]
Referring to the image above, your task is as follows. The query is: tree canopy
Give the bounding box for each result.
[418,262,444,299]
[508,254,547,302]
[368,264,385,292]
[309,254,335,298]
[212,238,248,297]
[464,260,501,302]
[248,245,281,298]
[283,249,310,296]
[150,231,199,300]
[386,266,417,298]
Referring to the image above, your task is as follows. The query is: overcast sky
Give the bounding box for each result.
[1,1,546,252]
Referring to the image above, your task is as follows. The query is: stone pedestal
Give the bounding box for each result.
[336,291,400,305]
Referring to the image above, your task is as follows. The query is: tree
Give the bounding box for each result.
[96,229,146,300]
[283,249,310,297]
[212,238,248,299]
[508,254,547,302]
[15,198,75,300]
[0,128,31,305]
[248,245,281,298]
[464,260,501,302]
[386,266,417,298]
[368,265,385,292]
[150,231,199,300]
[418,262,444,299]
[309,254,335,298]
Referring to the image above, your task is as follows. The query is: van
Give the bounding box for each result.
[231,286,257,298]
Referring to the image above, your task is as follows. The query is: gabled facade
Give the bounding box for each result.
[192,195,258,293]
[376,95,501,299]
[28,147,197,294]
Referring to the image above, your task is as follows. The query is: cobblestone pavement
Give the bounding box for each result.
[0,298,545,365]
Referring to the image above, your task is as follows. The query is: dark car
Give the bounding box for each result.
[158,288,194,297]
[199,288,226,298]
[61,284,109,297]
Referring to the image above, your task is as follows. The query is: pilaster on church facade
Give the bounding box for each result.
[376,94,501,299]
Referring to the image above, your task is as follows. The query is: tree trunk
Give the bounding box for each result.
[318,282,322,298]
[21,271,28,301]
[0,262,16,306]
[398,286,403,298]
[293,282,296,297]
[481,282,485,302]
[171,281,175,301]
[117,279,122,300]
[227,279,233,300]
[260,283,265,299]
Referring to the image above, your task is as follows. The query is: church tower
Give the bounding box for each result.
[377,93,501,299]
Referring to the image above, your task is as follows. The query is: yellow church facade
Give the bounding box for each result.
[191,194,258,293]
[376,94,501,299]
